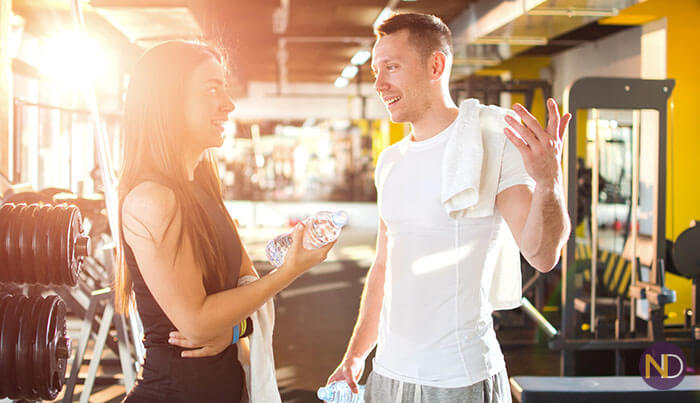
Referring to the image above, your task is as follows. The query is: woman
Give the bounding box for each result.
[115,40,332,402]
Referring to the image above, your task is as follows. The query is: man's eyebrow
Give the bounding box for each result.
[373,55,398,65]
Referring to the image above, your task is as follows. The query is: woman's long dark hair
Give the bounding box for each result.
[115,41,235,313]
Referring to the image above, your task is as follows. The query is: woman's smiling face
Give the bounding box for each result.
[183,56,235,152]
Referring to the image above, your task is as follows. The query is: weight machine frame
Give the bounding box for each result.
[558,77,675,375]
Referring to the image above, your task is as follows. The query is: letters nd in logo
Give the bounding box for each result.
[639,342,687,390]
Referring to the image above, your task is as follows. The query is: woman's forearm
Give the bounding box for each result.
[181,268,296,344]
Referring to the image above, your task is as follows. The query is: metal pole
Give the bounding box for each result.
[630,109,640,334]
[590,108,600,334]
[69,0,120,246]
[521,297,559,339]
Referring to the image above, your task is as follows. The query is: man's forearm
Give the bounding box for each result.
[344,262,385,361]
[520,177,571,271]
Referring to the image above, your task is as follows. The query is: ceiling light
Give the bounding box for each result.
[373,7,394,28]
[474,36,548,46]
[453,57,502,67]
[334,77,349,88]
[351,50,371,65]
[341,65,359,79]
[527,7,617,18]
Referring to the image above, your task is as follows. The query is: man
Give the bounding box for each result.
[326,13,571,402]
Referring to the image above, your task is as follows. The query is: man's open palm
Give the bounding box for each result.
[504,98,572,186]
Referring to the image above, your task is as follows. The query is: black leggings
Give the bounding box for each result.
[124,345,244,403]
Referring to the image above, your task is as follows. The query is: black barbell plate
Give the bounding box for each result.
[46,206,64,285]
[32,295,52,399]
[0,204,15,283]
[57,205,75,286]
[13,294,31,398]
[27,295,48,400]
[34,204,52,285]
[0,293,12,398]
[53,205,68,285]
[35,295,53,400]
[28,203,46,284]
[15,295,42,399]
[50,298,68,397]
[24,204,41,284]
[6,204,26,283]
[0,295,26,398]
[40,296,66,401]
[19,204,40,284]
[66,206,82,285]
[61,205,74,285]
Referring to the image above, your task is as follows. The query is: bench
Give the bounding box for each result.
[510,375,700,403]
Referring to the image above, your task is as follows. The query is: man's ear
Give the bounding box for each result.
[429,51,447,81]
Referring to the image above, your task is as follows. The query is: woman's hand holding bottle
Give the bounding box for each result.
[278,222,335,279]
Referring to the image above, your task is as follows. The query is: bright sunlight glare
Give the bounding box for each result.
[39,32,108,87]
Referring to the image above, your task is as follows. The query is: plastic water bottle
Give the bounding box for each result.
[266,210,348,268]
[317,381,365,403]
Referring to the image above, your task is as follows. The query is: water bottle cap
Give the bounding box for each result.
[317,386,331,400]
[332,210,348,227]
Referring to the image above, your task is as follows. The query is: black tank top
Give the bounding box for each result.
[123,179,245,403]
[125,179,242,349]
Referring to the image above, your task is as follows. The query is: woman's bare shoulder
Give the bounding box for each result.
[122,181,179,241]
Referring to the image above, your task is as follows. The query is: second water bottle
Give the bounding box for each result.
[317,381,365,403]
[266,210,348,268]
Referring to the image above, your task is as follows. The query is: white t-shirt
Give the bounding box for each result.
[372,118,534,388]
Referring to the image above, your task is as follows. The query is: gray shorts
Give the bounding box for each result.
[364,369,512,403]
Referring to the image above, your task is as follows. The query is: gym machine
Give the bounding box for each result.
[509,77,700,402]
[556,77,688,375]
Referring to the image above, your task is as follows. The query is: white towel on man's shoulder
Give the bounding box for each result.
[237,275,281,403]
[441,98,524,310]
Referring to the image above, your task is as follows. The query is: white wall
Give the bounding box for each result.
[638,17,667,236]
[553,26,642,101]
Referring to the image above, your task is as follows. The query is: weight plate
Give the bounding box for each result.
[15,295,42,399]
[58,205,72,285]
[40,296,66,401]
[35,295,53,400]
[0,204,16,282]
[31,295,52,399]
[49,298,68,399]
[34,205,52,285]
[6,205,26,283]
[46,206,63,285]
[0,293,13,398]
[65,206,82,285]
[19,204,40,284]
[0,295,26,397]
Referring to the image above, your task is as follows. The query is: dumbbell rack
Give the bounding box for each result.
[0,202,143,402]
[0,203,88,401]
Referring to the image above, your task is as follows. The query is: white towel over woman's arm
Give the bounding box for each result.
[237,275,281,403]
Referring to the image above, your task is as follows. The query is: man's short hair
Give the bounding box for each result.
[374,13,453,60]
